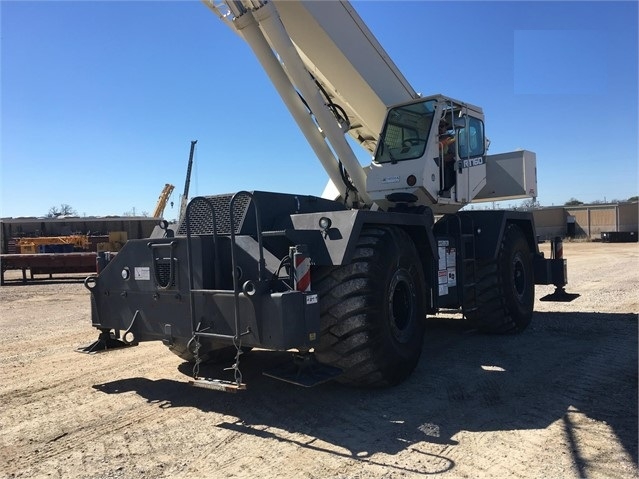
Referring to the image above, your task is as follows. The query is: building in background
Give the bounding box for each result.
[532,202,637,240]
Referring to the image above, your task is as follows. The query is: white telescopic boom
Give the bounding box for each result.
[273,1,417,152]
[202,1,418,206]
[211,4,354,202]
[251,2,370,203]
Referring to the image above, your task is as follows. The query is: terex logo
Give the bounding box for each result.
[382,176,400,184]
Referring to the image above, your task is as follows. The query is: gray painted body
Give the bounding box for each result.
[87,191,564,354]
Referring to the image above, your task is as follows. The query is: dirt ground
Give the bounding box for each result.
[0,241,637,479]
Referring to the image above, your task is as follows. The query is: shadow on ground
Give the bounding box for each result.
[94,311,638,474]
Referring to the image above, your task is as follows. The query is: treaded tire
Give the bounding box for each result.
[314,226,426,387]
[466,223,534,333]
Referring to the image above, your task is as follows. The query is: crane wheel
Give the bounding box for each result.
[465,223,534,333]
[313,226,426,387]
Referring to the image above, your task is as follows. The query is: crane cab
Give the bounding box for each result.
[367,95,488,213]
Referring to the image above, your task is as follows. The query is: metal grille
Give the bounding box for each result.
[177,195,252,235]
[385,123,403,148]
[155,261,174,287]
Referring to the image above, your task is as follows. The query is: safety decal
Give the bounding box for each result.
[134,267,150,281]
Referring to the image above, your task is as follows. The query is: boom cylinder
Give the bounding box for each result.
[251,2,372,204]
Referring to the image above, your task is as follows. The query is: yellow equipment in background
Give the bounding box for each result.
[16,235,90,254]
[153,183,175,218]
[96,231,128,253]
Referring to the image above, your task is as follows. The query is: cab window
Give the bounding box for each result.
[374,99,436,163]
[458,116,485,159]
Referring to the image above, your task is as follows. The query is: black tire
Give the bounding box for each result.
[466,223,534,333]
[314,226,426,387]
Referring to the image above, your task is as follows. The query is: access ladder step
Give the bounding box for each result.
[189,378,247,393]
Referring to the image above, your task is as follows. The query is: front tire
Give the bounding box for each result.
[314,226,426,387]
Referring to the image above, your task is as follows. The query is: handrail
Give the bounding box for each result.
[185,196,220,338]
[228,191,265,343]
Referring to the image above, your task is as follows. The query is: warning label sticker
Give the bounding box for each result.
[134,267,150,281]
[447,248,456,267]
[447,267,457,286]
[437,240,457,295]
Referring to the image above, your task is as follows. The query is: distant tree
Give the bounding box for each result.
[521,198,541,210]
[46,203,77,217]
[564,198,584,206]
[626,196,638,202]
[511,198,540,211]
[122,207,137,217]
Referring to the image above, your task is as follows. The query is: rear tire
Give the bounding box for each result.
[466,223,534,333]
[314,226,426,387]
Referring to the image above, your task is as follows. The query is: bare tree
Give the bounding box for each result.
[46,204,78,217]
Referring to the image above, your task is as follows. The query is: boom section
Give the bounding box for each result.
[203,0,417,207]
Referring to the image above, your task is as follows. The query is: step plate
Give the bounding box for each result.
[189,378,247,393]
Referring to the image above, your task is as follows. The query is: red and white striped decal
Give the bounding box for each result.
[294,252,311,292]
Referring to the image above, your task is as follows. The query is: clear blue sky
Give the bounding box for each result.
[2,0,637,219]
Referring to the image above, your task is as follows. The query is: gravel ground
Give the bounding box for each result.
[0,241,637,478]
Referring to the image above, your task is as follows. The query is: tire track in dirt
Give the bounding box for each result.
[4,385,188,478]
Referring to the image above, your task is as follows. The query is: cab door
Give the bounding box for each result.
[455,115,487,203]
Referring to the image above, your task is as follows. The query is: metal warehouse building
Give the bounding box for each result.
[533,202,638,240]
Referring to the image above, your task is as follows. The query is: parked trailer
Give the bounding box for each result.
[1,252,97,285]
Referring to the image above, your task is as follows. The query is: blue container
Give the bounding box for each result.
[38,244,75,253]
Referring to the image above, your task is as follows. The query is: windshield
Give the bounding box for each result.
[374,99,436,164]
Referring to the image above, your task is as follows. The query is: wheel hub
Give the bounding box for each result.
[512,254,526,300]
[388,269,415,342]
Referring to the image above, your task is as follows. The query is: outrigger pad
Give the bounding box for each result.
[264,356,343,387]
[189,378,247,393]
[540,287,580,302]
[76,332,132,354]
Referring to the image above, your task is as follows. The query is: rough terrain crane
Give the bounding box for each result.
[80,0,575,391]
